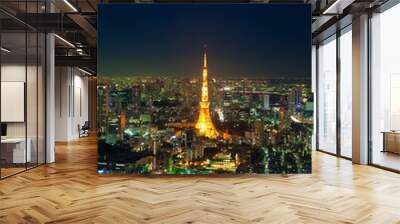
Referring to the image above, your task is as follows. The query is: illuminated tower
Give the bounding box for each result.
[195,47,219,139]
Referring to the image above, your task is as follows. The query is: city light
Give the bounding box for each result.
[97,48,313,175]
[97,4,312,175]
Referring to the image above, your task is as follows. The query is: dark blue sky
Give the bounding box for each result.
[98,4,311,79]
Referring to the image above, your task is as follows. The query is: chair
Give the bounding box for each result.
[79,121,90,138]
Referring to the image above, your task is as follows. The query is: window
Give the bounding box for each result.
[317,35,337,154]
[339,27,352,158]
[0,2,46,179]
[370,3,400,171]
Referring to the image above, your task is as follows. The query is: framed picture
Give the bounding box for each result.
[97,4,312,175]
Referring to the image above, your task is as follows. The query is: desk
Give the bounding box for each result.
[1,138,31,163]
[382,131,400,154]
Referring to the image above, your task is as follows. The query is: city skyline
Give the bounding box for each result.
[97,50,313,174]
[98,4,311,79]
[97,4,312,175]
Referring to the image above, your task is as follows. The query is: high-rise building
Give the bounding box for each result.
[254,119,265,146]
[263,94,271,110]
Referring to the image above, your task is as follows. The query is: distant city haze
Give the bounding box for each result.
[98,4,311,79]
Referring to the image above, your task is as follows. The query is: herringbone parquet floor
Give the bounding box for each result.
[1,137,400,224]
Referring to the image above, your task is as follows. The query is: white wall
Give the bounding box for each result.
[55,67,89,141]
[1,65,26,138]
[72,73,89,138]
[55,67,69,141]
[1,64,42,138]
[1,63,46,164]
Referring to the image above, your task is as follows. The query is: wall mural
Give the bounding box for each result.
[97,4,312,175]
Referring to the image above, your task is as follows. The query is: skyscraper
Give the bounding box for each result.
[195,47,219,139]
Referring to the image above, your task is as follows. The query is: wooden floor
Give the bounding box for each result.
[0,167,26,178]
[372,151,400,171]
[1,137,400,224]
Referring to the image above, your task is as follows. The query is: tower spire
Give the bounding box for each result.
[203,44,207,68]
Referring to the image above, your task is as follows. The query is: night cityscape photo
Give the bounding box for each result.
[97,4,313,175]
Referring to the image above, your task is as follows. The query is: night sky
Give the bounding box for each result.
[98,4,311,79]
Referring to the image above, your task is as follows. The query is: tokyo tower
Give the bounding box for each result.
[195,46,219,139]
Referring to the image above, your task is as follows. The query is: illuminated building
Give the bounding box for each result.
[195,47,219,139]
[254,119,264,146]
[263,94,270,110]
[120,111,127,136]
